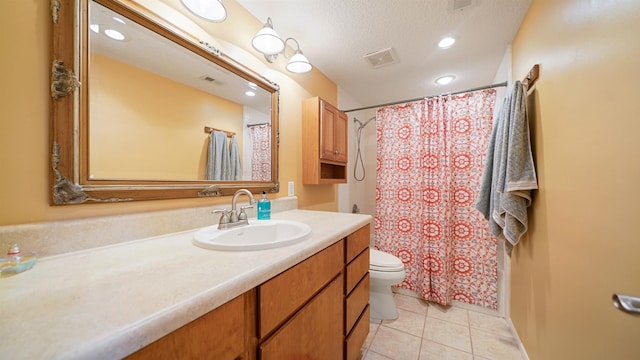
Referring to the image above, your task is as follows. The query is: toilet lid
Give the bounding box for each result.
[370,249,405,272]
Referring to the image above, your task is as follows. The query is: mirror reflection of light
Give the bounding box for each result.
[112,16,125,24]
[180,0,227,22]
[438,36,456,49]
[435,75,455,85]
[89,24,100,33]
[245,91,256,97]
[104,29,126,41]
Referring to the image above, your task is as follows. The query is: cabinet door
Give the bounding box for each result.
[258,241,344,339]
[320,100,337,161]
[126,293,248,360]
[334,110,348,163]
[259,275,344,360]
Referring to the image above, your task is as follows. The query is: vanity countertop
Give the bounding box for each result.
[0,210,372,359]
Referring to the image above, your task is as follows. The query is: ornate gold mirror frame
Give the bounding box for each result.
[50,0,280,205]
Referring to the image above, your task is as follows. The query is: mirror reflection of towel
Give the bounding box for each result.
[229,135,242,180]
[206,131,230,180]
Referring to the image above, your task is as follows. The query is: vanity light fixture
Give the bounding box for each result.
[181,0,227,22]
[435,75,456,85]
[252,17,312,74]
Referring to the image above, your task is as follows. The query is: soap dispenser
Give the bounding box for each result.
[257,191,271,220]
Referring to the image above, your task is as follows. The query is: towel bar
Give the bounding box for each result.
[612,293,640,316]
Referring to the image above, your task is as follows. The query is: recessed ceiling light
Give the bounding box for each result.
[435,75,456,85]
[438,36,456,49]
[245,90,256,97]
[104,29,126,41]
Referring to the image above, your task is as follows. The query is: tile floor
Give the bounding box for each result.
[362,293,525,360]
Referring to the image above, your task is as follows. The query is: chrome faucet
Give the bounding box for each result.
[214,189,256,230]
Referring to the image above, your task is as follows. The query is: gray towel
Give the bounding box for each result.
[206,131,231,180]
[476,81,537,246]
[229,134,242,180]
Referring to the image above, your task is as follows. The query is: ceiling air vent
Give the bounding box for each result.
[199,74,224,85]
[450,0,475,12]
[363,48,398,69]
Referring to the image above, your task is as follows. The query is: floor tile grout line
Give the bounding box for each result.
[422,307,479,359]
[364,320,382,358]
[417,305,428,360]
[465,308,476,359]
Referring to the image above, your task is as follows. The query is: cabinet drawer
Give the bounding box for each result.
[126,293,246,360]
[258,241,344,338]
[345,305,370,360]
[345,273,370,335]
[345,247,369,295]
[260,275,344,360]
[345,225,370,263]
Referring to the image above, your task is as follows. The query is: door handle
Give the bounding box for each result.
[612,293,640,316]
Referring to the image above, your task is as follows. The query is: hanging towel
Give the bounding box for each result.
[206,131,231,180]
[229,134,242,180]
[476,81,538,246]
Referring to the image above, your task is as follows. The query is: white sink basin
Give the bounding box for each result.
[192,220,312,251]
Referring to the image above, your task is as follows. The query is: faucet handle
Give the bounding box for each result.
[238,205,253,221]
[213,209,230,224]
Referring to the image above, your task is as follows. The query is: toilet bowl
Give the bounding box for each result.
[369,249,406,321]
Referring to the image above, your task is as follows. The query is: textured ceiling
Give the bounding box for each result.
[236,0,531,108]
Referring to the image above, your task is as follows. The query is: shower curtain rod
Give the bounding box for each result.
[341,81,508,113]
[246,122,270,128]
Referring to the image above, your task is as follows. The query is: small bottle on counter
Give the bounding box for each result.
[0,244,38,278]
[257,191,271,220]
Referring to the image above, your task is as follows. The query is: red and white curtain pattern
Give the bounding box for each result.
[249,124,271,181]
[375,89,498,309]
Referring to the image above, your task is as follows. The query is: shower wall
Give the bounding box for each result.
[338,86,377,245]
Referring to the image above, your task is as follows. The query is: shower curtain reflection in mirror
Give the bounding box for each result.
[249,124,272,181]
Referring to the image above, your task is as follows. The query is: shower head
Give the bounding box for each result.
[354,116,375,130]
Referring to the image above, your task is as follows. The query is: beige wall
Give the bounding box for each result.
[0,0,338,226]
[510,0,640,358]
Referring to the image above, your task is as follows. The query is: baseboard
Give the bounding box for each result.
[506,317,530,360]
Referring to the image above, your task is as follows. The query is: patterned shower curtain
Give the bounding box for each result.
[375,89,498,309]
[249,124,271,181]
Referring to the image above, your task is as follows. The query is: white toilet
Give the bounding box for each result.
[369,249,406,321]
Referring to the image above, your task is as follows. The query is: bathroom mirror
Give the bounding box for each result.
[50,0,279,204]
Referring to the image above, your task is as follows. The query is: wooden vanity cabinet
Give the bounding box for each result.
[259,275,344,359]
[344,225,371,360]
[127,225,371,360]
[126,291,255,360]
[302,96,348,184]
[258,241,344,359]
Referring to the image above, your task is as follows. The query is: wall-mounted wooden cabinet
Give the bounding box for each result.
[303,97,348,184]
